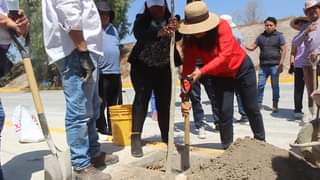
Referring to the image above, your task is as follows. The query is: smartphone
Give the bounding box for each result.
[8,10,20,21]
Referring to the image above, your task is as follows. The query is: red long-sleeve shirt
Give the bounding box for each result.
[182,20,246,78]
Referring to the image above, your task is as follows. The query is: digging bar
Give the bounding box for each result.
[165,0,177,177]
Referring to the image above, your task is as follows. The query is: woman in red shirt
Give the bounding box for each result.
[179,1,265,148]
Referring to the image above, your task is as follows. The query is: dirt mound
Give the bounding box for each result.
[188,138,320,180]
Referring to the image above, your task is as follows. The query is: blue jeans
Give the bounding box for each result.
[55,51,101,170]
[189,76,219,129]
[150,91,157,113]
[257,65,280,104]
[0,100,5,179]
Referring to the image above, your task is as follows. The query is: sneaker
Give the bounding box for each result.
[293,112,304,119]
[151,111,158,121]
[91,152,119,168]
[197,127,206,139]
[74,165,112,180]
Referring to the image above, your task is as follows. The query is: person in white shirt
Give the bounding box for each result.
[42,0,118,179]
[96,1,123,135]
[1,0,28,178]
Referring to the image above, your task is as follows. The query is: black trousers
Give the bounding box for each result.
[98,74,123,133]
[130,63,171,142]
[294,67,305,113]
[211,56,266,146]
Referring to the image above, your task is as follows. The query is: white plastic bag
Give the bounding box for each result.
[11,105,45,143]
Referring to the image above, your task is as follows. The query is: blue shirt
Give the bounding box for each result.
[98,24,121,74]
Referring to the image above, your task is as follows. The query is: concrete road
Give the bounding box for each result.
[0,83,308,179]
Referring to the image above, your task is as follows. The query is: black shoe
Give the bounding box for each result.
[131,133,143,158]
[214,123,220,131]
[97,127,112,135]
[238,116,249,123]
[272,102,279,113]
[91,152,119,168]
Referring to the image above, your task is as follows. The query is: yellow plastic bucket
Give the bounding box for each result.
[109,104,132,146]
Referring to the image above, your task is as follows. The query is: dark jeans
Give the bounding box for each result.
[210,56,265,146]
[130,63,171,142]
[0,100,4,179]
[98,74,123,134]
[294,67,305,113]
[257,65,280,104]
[189,76,219,129]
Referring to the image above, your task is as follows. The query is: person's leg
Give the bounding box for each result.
[201,76,220,129]
[270,65,280,112]
[257,66,268,107]
[235,90,248,122]
[55,51,100,170]
[294,67,305,114]
[97,74,109,134]
[0,100,5,179]
[130,63,152,157]
[150,91,158,121]
[303,66,314,113]
[153,67,171,143]
[104,74,123,134]
[189,80,205,129]
[236,57,266,141]
[211,77,235,149]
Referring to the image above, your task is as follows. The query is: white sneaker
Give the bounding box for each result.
[294,112,304,119]
[197,127,206,139]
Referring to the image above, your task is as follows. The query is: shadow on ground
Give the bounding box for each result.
[2,150,50,180]
[100,142,125,154]
[191,143,224,150]
[270,108,294,121]
[272,155,320,180]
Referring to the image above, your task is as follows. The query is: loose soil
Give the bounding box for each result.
[115,138,320,180]
[188,138,320,180]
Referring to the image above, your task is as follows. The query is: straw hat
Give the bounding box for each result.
[179,1,220,34]
[304,0,320,11]
[290,16,310,30]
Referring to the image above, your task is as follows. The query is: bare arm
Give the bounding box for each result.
[289,44,297,65]
[69,30,87,52]
[245,43,258,51]
[0,13,18,31]
[279,44,287,66]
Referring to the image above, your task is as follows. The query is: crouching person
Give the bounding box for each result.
[179,1,266,149]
